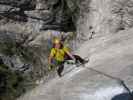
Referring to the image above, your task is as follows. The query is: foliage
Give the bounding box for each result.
[0,38,34,62]
[0,64,26,100]
[0,34,36,100]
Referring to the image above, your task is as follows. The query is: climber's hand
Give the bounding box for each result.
[73,58,76,64]
[48,64,54,71]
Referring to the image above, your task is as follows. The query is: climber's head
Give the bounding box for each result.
[53,38,62,49]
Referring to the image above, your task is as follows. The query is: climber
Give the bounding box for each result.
[48,38,88,77]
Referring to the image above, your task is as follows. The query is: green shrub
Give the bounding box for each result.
[0,40,34,62]
[0,64,26,100]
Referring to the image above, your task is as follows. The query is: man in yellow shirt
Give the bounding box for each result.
[48,38,87,77]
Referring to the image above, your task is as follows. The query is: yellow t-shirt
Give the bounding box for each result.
[50,46,69,61]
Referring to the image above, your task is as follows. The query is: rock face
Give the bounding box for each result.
[76,0,133,41]
[18,28,133,100]
[0,0,133,100]
[0,0,77,77]
[0,0,77,99]
[18,0,133,100]
[39,0,76,32]
[0,0,76,31]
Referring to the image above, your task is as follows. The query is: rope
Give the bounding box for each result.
[84,66,133,98]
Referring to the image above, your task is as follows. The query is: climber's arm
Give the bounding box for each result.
[65,50,76,61]
[48,55,53,65]
[63,47,75,60]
